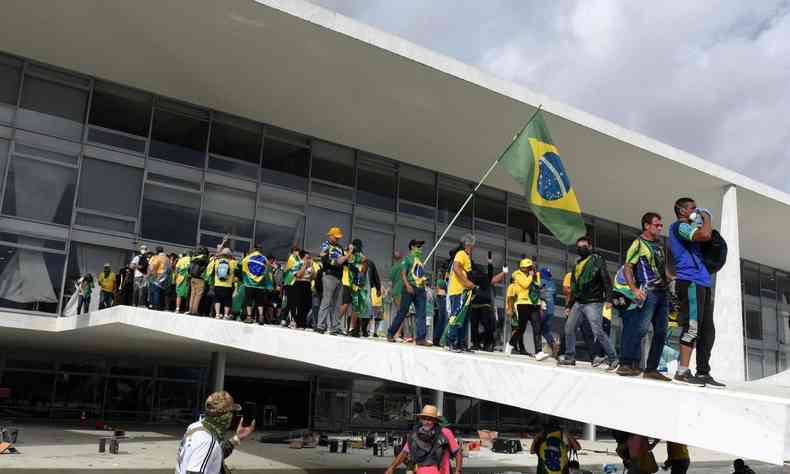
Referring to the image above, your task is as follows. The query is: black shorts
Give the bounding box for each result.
[244,287,268,308]
[676,280,712,346]
[213,286,233,309]
[342,285,352,305]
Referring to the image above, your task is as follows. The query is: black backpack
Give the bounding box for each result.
[189,257,205,278]
[700,229,728,274]
[137,255,149,274]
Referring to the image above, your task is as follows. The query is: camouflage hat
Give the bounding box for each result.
[205,391,241,416]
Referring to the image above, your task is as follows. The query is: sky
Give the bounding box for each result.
[310,0,790,192]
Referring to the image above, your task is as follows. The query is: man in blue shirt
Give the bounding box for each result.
[669,197,725,388]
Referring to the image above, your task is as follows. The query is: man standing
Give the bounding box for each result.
[388,252,404,338]
[388,240,430,345]
[187,248,209,316]
[148,246,171,310]
[617,213,670,380]
[560,237,618,370]
[445,234,477,353]
[385,404,461,474]
[97,263,116,309]
[317,227,348,335]
[670,198,725,388]
[207,248,237,320]
[175,391,255,474]
[509,258,545,359]
[530,417,581,474]
[131,245,149,307]
[241,244,269,324]
[174,252,192,314]
[468,257,508,352]
[116,265,134,306]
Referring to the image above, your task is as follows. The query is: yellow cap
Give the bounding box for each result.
[519,258,533,268]
[327,227,343,239]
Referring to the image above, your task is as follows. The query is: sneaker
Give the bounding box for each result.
[673,371,706,387]
[557,355,576,366]
[642,370,672,382]
[605,359,620,371]
[449,347,463,353]
[415,340,432,347]
[504,343,513,356]
[696,373,726,389]
[592,356,607,367]
[315,329,326,334]
[386,336,396,343]
[535,351,550,362]
[616,366,640,377]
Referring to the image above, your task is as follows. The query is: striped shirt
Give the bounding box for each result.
[175,420,223,474]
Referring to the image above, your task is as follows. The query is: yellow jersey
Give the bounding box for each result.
[207,257,237,288]
[447,249,472,296]
[98,271,116,293]
[512,269,541,305]
[371,287,382,307]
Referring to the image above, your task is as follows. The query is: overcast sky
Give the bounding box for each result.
[310,0,790,192]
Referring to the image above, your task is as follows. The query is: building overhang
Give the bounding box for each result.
[2,307,790,464]
[0,0,788,268]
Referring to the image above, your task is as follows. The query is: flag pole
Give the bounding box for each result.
[423,104,543,265]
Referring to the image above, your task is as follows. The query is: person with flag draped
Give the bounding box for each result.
[499,110,585,246]
[240,244,269,324]
[347,239,378,337]
[388,240,429,345]
[280,246,302,325]
[174,252,191,314]
[443,234,477,353]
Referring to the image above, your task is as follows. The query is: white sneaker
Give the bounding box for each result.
[505,343,513,356]
[535,351,550,362]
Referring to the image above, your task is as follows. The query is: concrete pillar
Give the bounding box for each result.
[711,185,746,382]
[584,423,596,442]
[434,390,444,416]
[208,351,227,392]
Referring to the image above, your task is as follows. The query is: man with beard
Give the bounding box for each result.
[385,404,461,474]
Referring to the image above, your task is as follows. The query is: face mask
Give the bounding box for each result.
[577,246,591,258]
[412,248,423,259]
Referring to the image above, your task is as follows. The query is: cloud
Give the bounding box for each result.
[310,0,790,191]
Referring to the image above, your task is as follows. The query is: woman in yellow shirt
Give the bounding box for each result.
[508,258,546,359]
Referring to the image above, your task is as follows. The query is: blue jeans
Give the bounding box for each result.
[388,287,427,341]
[148,283,162,310]
[434,295,447,344]
[621,289,668,370]
[565,302,618,361]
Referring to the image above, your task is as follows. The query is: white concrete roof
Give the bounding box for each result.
[3,307,790,465]
[0,0,788,268]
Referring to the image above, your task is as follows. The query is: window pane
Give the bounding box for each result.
[105,377,153,416]
[743,262,760,298]
[0,139,8,192]
[399,166,435,211]
[438,180,472,230]
[353,227,393,279]
[18,75,87,140]
[210,120,261,165]
[78,158,143,218]
[149,109,208,168]
[255,207,305,261]
[3,155,76,225]
[778,272,790,306]
[305,206,351,253]
[744,307,762,340]
[357,164,395,212]
[396,226,434,267]
[200,233,249,255]
[761,267,777,302]
[156,380,199,423]
[596,220,619,254]
[89,82,152,138]
[311,141,354,187]
[261,138,309,191]
[748,351,764,380]
[508,206,537,244]
[0,55,21,106]
[140,182,200,245]
[87,127,146,154]
[63,242,132,314]
[0,243,65,314]
[53,373,105,417]
[0,371,55,418]
[208,155,258,179]
[476,195,505,225]
[763,305,778,345]
[75,212,135,234]
[201,184,254,237]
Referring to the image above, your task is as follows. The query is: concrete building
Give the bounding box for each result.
[0,0,789,465]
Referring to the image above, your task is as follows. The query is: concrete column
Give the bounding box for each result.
[208,351,227,392]
[584,423,596,442]
[434,390,444,416]
[711,185,746,382]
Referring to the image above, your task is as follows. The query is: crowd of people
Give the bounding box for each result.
[81,195,724,388]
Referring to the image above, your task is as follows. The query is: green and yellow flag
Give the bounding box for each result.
[499,111,585,245]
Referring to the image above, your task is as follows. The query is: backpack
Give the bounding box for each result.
[189,258,204,278]
[216,259,231,281]
[137,255,149,273]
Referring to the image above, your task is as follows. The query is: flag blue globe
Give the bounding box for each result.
[537,151,572,201]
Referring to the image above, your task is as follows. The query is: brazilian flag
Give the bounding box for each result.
[499,111,585,245]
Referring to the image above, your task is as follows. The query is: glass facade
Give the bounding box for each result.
[0,51,785,380]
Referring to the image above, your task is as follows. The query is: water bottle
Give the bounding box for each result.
[603,464,619,473]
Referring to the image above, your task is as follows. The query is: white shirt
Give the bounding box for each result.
[131,255,144,278]
[175,420,223,474]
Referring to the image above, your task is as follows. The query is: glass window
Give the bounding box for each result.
[305,206,351,253]
[200,184,255,238]
[199,233,249,255]
[399,166,435,219]
[743,262,760,298]
[744,307,762,340]
[438,180,472,230]
[140,182,200,246]
[52,373,105,417]
[77,158,143,218]
[396,226,434,264]
[63,242,131,314]
[353,227,394,279]
[209,117,261,165]
[621,226,640,262]
[0,370,55,418]
[3,153,76,226]
[777,272,790,306]
[261,137,309,191]
[18,73,87,140]
[476,193,506,226]
[105,377,153,419]
[311,140,354,187]
[595,220,620,260]
[0,55,21,124]
[149,109,208,168]
[357,159,396,212]
[765,350,778,376]
[255,207,305,261]
[763,305,778,346]
[508,206,537,244]
[156,380,199,423]
[0,139,8,192]
[748,351,764,380]
[88,82,151,152]
[761,267,777,302]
